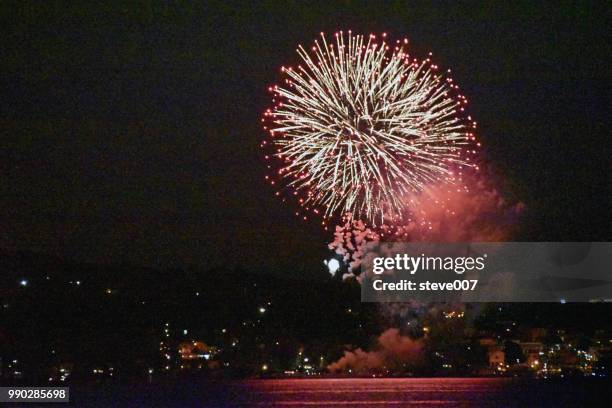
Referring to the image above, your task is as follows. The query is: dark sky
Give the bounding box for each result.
[1,2,609,270]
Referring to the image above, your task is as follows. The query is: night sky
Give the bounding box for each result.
[1,2,609,271]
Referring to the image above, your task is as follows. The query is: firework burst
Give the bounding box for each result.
[262,31,479,226]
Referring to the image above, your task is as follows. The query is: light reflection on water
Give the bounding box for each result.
[67,377,610,407]
[233,378,510,406]
[227,378,608,407]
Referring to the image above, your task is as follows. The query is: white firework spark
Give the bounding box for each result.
[263,32,478,225]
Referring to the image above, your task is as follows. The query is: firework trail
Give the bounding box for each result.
[262,31,478,226]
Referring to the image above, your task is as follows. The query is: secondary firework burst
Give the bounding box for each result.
[262,31,479,226]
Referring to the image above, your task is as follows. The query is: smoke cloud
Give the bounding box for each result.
[383,174,525,243]
[329,174,524,281]
[328,328,424,374]
[327,173,523,372]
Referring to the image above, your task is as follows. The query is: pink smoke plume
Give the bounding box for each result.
[381,174,525,242]
[328,328,424,374]
[327,174,523,372]
[328,173,524,279]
